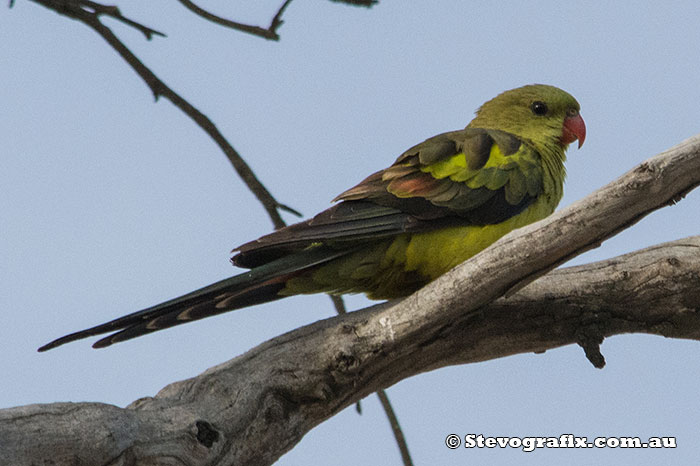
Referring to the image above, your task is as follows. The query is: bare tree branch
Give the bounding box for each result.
[176,0,293,41]
[2,135,699,465]
[2,236,698,465]
[28,0,299,228]
[376,390,414,466]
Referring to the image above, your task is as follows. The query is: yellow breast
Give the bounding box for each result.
[393,195,557,280]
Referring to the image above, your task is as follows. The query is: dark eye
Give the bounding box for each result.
[531,101,548,116]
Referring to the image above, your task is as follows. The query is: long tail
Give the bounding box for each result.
[38,247,350,351]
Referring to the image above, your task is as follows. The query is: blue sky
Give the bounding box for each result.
[2,1,699,464]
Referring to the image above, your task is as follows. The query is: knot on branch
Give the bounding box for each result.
[575,321,606,369]
[195,420,220,448]
[333,351,361,372]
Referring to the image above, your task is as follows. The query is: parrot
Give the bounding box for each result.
[39,84,585,351]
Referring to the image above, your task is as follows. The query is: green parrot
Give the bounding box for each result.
[39,84,585,351]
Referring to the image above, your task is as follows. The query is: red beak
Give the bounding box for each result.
[562,113,586,148]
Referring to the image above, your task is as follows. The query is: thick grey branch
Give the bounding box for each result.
[2,236,698,464]
[1,135,699,464]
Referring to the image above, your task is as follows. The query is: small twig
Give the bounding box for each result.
[329,294,348,315]
[329,0,378,7]
[276,202,303,218]
[270,0,293,31]
[377,390,414,466]
[176,0,293,41]
[29,0,290,228]
[80,0,166,39]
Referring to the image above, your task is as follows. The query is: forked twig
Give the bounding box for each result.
[80,0,166,38]
[176,0,293,41]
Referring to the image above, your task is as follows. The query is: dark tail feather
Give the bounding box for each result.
[37,274,288,352]
[38,247,351,351]
[90,277,288,348]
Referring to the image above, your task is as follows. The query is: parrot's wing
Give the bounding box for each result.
[234,128,544,268]
[233,201,446,268]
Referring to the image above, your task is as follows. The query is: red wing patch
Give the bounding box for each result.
[387,172,445,197]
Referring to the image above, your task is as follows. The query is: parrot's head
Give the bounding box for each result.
[469,84,586,152]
